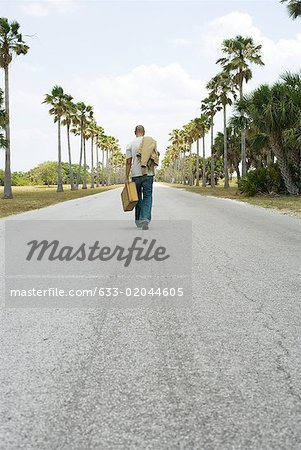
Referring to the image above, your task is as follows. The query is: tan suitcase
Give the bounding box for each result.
[121,181,138,211]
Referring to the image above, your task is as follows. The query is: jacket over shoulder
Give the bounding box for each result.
[136,136,160,176]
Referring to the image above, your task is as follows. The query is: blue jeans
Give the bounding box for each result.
[132,175,154,224]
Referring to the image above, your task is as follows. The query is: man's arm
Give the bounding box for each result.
[125,157,132,183]
[125,143,132,183]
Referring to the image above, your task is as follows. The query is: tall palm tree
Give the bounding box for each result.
[95,126,105,187]
[201,94,220,188]
[226,120,244,180]
[0,18,29,199]
[110,148,125,184]
[86,119,98,188]
[207,71,237,188]
[169,128,186,184]
[198,114,210,188]
[43,85,66,192]
[191,115,210,187]
[99,134,108,186]
[105,136,118,186]
[281,0,301,19]
[217,35,264,176]
[183,122,195,186]
[72,102,93,189]
[61,94,76,190]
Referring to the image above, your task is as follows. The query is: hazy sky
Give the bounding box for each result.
[0,0,301,171]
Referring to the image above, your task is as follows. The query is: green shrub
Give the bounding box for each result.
[11,171,32,186]
[238,163,287,196]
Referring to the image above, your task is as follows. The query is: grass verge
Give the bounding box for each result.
[0,185,119,218]
[165,183,301,218]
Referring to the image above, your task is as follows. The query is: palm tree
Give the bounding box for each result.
[72,102,93,189]
[103,136,118,185]
[226,120,244,180]
[193,119,202,187]
[95,126,105,187]
[190,115,210,187]
[241,78,299,194]
[198,114,210,188]
[207,71,237,188]
[98,134,108,186]
[86,119,98,188]
[183,122,195,186]
[217,35,264,176]
[169,129,186,184]
[281,0,301,19]
[43,85,66,192]
[61,94,76,190]
[0,18,29,199]
[201,94,220,188]
[110,148,125,184]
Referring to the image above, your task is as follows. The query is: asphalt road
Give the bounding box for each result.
[1,183,301,449]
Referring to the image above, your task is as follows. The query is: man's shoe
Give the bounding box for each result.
[141,221,149,230]
[136,221,142,228]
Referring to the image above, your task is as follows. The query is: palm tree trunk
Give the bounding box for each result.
[240,79,247,177]
[196,139,200,186]
[241,127,247,176]
[267,147,274,166]
[3,65,12,199]
[96,144,100,187]
[177,157,181,183]
[235,164,241,181]
[273,138,299,195]
[223,105,229,188]
[90,137,94,188]
[108,150,111,185]
[82,138,87,189]
[202,135,206,188]
[57,118,63,192]
[210,118,215,188]
[101,148,105,186]
[67,124,75,190]
[182,151,185,184]
[76,130,83,189]
[189,145,193,186]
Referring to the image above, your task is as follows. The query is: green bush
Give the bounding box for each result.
[11,172,32,186]
[238,163,287,196]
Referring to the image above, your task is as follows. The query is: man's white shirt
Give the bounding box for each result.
[126,136,154,177]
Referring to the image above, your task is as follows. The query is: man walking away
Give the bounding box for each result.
[125,125,159,230]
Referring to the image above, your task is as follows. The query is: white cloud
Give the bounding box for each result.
[71,63,207,155]
[20,2,49,17]
[4,64,207,171]
[20,0,80,17]
[200,12,261,58]
[168,38,192,48]
[200,11,301,88]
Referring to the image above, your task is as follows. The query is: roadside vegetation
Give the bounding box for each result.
[0,184,117,218]
[166,181,301,218]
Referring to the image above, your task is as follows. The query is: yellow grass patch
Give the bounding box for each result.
[0,185,119,218]
[166,183,301,218]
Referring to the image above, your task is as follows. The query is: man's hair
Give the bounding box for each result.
[135,125,145,136]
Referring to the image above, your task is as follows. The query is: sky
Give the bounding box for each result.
[0,0,301,171]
